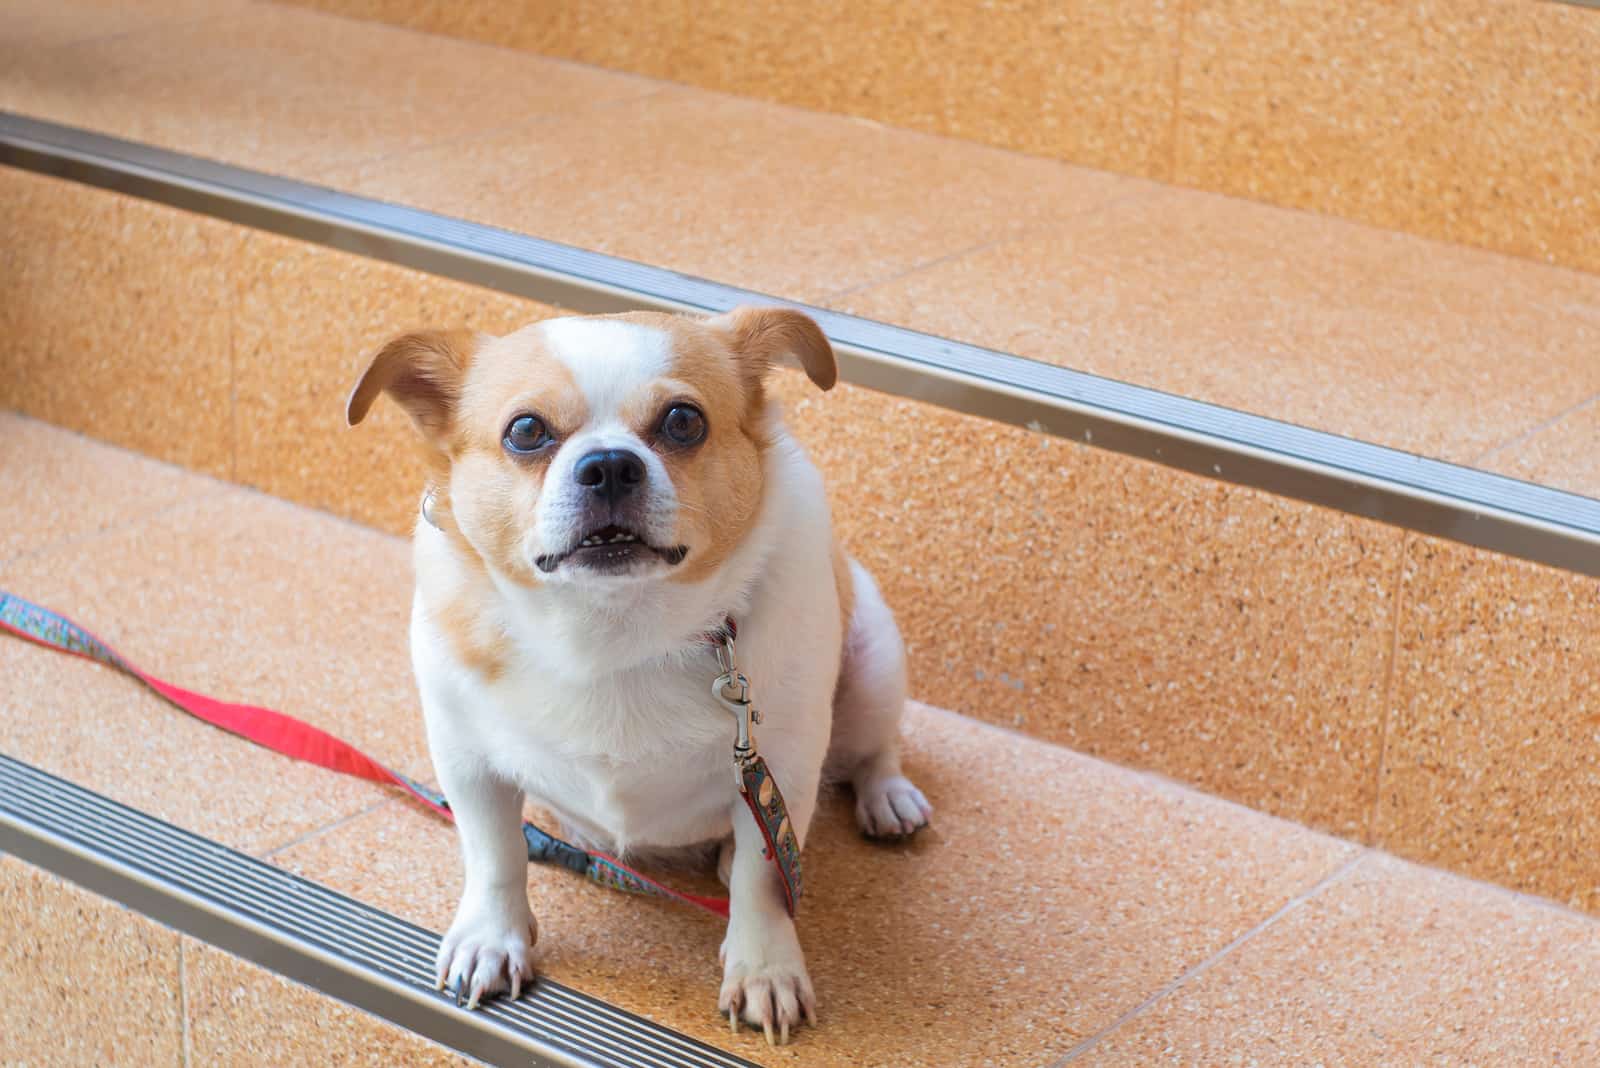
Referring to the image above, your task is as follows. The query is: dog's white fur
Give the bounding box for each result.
[349,307,931,1043]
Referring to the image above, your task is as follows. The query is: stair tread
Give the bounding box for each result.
[4,0,1599,498]
[4,420,1597,1063]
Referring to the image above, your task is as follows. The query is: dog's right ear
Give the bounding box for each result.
[345,329,478,444]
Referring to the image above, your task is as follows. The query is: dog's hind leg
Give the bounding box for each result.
[825,558,933,839]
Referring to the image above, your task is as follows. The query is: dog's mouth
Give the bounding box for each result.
[534,524,688,574]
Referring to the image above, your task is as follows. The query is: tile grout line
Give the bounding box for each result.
[0,486,234,577]
[258,798,397,860]
[178,937,192,1068]
[822,186,1162,306]
[1470,389,1600,469]
[1049,849,1371,1065]
[1166,0,1190,185]
[1365,533,1413,845]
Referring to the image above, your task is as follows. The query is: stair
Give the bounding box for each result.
[5,0,1600,1063]
[5,413,1599,1064]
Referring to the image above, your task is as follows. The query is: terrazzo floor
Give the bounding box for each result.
[4,414,1599,1065]
[3,0,1600,494]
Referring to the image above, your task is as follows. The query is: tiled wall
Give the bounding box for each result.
[6,168,1600,912]
[276,0,1600,274]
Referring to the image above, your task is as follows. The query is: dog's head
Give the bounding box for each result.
[347,307,836,587]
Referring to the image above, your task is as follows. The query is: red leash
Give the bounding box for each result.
[0,589,731,916]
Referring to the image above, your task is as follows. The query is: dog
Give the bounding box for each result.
[346,306,932,1044]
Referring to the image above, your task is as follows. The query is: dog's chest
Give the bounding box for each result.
[462,658,737,849]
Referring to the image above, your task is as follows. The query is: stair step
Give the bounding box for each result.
[5,415,1598,1064]
[3,0,1599,496]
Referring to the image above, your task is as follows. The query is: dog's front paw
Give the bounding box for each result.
[855,773,933,839]
[436,895,538,1009]
[718,922,816,1046]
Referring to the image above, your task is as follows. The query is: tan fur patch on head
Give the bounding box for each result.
[445,324,590,585]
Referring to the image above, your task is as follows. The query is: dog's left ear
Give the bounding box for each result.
[345,329,479,445]
[707,306,837,392]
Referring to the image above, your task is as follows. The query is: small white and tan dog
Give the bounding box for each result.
[347,306,931,1043]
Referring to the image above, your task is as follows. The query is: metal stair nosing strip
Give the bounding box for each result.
[2,111,1598,576]
[0,752,758,1068]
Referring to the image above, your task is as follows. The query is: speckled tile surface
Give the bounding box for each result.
[326,87,1144,304]
[280,0,1183,180]
[0,487,426,854]
[1178,0,1600,273]
[185,939,479,1066]
[0,3,658,179]
[271,705,1358,1067]
[1079,853,1600,1064]
[0,0,236,51]
[0,856,184,1067]
[838,186,1600,464]
[0,413,207,568]
[1375,536,1600,912]
[233,230,559,534]
[772,370,1400,838]
[0,167,243,478]
[1481,396,1600,502]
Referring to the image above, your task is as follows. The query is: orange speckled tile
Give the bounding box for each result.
[0,0,236,51]
[0,412,209,568]
[270,705,1358,1067]
[0,489,425,854]
[1480,396,1600,501]
[326,87,1146,304]
[233,230,562,536]
[0,168,242,478]
[1080,853,1600,1064]
[0,3,659,179]
[1178,0,1600,273]
[771,371,1400,838]
[838,186,1600,464]
[1375,536,1600,912]
[281,0,1183,180]
[184,940,478,1066]
[0,856,184,1067]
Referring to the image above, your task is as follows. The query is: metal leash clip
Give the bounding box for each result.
[712,630,763,791]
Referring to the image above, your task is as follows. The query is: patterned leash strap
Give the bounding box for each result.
[0,589,730,918]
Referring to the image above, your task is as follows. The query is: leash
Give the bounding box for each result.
[0,589,803,918]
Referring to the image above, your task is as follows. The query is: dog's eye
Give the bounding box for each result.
[660,404,706,447]
[503,414,551,454]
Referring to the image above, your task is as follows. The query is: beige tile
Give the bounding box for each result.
[839,185,1600,464]
[0,167,241,478]
[0,0,236,51]
[233,230,560,536]
[284,0,1183,179]
[772,370,1400,837]
[0,489,426,854]
[1480,396,1600,501]
[1084,853,1600,1064]
[1178,0,1600,273]
[328,87,1145,303]
[271,705,1358,1067]
[0,412,211,567]
[184,939,477,1066]
[0,856,184,1067]
[0,3,659,179]
[1376,536,1600,912]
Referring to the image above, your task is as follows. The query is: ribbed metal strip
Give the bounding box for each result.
[0,753,755,1068]
[3,111,1598,576]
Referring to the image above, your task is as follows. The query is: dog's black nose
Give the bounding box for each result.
[573,449,646,501]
